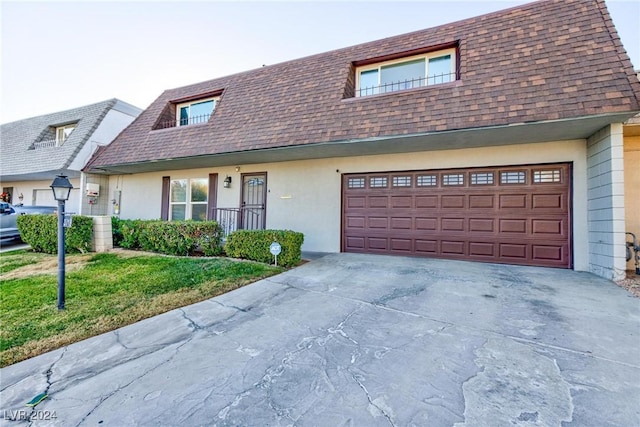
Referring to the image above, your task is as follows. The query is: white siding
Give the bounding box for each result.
[587,124,626,280]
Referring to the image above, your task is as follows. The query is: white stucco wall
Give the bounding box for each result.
[110,139,590,271]
[587,124,626,280]
[1,178,81,212]
[624,135,640,271]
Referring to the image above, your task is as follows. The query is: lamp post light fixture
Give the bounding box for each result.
[50,174,73,310]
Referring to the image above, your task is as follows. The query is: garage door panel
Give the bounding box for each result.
[441,195,465,209]
[416,196,438,208]
[390,238,412,252]
[532,193,564,210]
[442,240,465,255]
[532,245,564,261]
[391,217,412,230]
[343,163,571,268]
[416,240,438,253]
[368,196,388,208]
[416,217,437,230]
[500,243,528,259]
[532,219,564,236]
[367,237,388,250]
[499,219,527,233]
[442,218,465,232]
[469,218,495,232]
[391,196,412,208]
[469,242,495,257]
[499,194,527,209]
[368,217,388,229]
[469,194,494,209]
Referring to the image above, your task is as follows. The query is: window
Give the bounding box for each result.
[500,171,526,184]
[176,97,217,126]
[443,173,464,186]
[56,124,76,146]
[169,178,208,220]
[417,175,437,187]
[533,169,561,183]
[370,177,388,188]
[356,48,456,96]
[348,177,365,189]
[471,172,494,185]
[392,176,411,187]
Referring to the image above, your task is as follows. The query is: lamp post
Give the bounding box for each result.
[50,175,73,310]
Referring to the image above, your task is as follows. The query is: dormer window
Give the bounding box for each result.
[356,48,457,97]
[176,97,218,127]
[56,124,76,146]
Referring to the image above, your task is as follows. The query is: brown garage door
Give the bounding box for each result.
[342,163,572,268]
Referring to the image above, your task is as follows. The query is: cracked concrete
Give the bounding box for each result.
[1,253,638,426]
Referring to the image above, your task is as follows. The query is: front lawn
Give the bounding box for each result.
[0,250,282,367]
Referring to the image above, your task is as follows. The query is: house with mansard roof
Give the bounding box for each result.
[1,99,141,215]
[84,0,640,280]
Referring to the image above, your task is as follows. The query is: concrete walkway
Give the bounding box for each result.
[1,253,638,426]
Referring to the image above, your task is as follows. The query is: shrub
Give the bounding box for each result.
[114,220,223,256]
[17,214,93,254]
[225,229,304,267]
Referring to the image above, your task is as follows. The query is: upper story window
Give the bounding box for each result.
[56,124,76,146]
[356,48,456,97]
[176,97,218,127]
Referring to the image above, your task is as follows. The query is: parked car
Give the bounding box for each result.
[0,202,57,243]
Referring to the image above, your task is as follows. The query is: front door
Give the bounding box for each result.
[241,173,267,230]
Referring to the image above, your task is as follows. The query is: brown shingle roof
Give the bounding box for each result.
[88,0,640,169]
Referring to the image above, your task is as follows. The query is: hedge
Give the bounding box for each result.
[17,214,93,254]
[225,229,304,267]
[113,219,223,256]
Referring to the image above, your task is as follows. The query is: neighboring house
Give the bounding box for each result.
[84,0,640,280]
[1,99,141,215]
[624,80,640,272]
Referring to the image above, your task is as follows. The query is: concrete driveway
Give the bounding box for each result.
[1,253,638,426]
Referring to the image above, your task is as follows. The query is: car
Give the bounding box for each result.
[0,202,57,243]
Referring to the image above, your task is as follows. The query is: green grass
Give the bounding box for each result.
[0,251,282,366]
[0,250,49,274]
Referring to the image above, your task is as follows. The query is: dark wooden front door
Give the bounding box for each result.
[342,163,572,268]
[241,173,267,230]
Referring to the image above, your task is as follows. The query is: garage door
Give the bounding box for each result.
[342,163,571,268]
[34,188,80,212]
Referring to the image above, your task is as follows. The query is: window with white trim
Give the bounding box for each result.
[356,48,456,97]
[56,124,76,146]
[176,97,218,127]
[169,178,208,220]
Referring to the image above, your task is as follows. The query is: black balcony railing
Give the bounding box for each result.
[357,72,456,97]
[211,207,264,238]
[154,113,212,130]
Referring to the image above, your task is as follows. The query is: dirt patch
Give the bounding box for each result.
[615,271,640,298]
[2,255,93,280]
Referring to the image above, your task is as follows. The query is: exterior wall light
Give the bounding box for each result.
[224,176,232,188]
[50,174,73,310]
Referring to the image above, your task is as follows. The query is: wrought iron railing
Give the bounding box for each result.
[30,139,58,150]
[357,72,456,97]
[211,207,264,238]
[154,113,212,130]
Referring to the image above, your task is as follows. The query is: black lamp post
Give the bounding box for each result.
[50,174,73,310]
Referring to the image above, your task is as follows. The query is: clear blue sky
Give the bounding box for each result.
[1,0,638,124]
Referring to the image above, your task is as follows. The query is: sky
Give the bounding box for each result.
[1,0,639,124]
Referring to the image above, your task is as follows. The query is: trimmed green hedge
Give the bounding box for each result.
[17,214,93,254]
[113,219,223,256]
[225,229,304,267]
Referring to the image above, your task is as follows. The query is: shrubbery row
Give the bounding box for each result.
[17,214,93,254]
[225,229,304,267]
[111,218,223,256]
